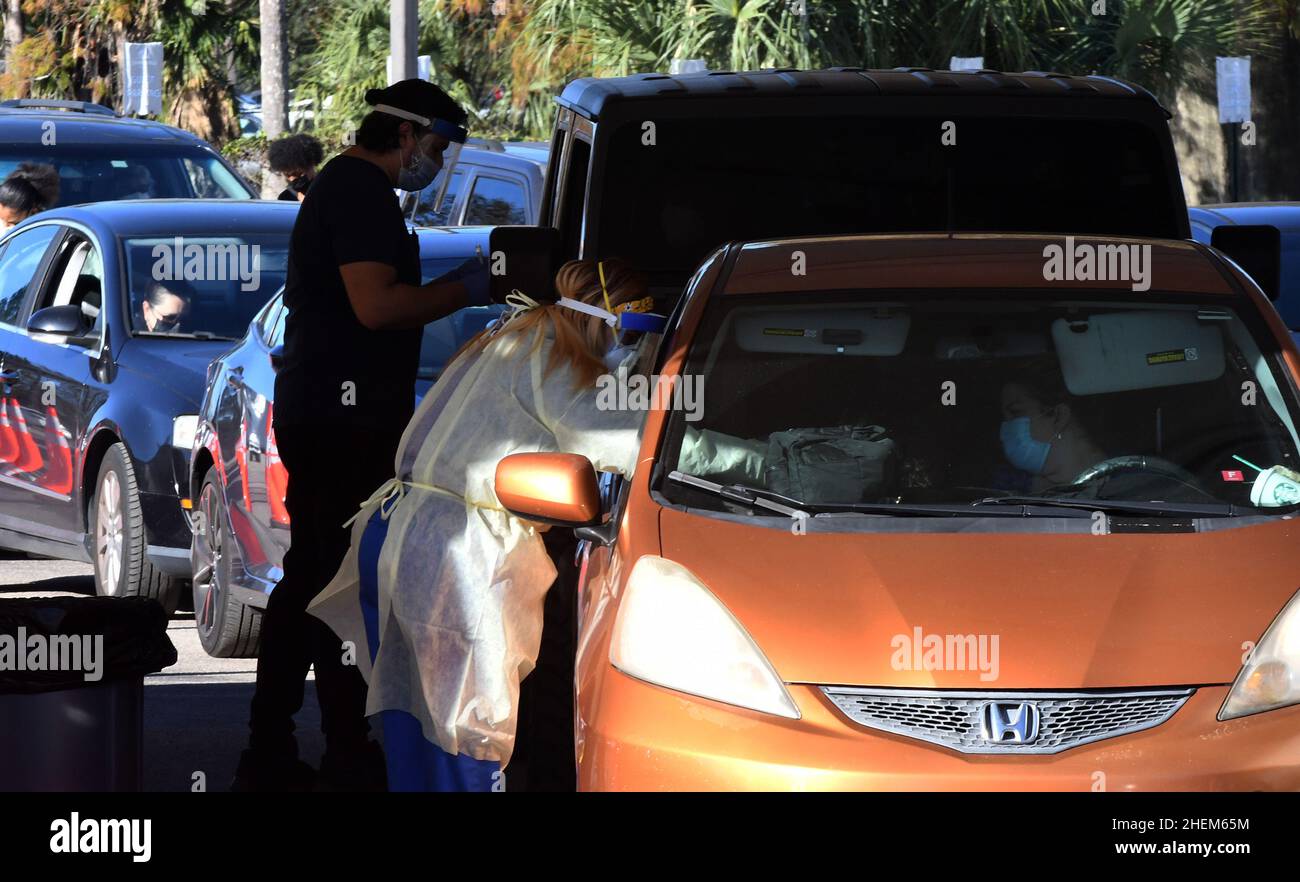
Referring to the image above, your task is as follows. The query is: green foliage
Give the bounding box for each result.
[2,0,1282,145]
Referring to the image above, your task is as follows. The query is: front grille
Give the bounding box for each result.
[821,686,1194,755]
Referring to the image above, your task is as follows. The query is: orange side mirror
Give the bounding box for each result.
[495,452,602,527]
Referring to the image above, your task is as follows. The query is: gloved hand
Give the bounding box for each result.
[432,255,491,307]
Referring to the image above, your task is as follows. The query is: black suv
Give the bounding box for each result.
[0,99,256,203]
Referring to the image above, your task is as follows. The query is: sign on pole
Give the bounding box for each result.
[122,42,163,116]
[950,57,985,72]
[1215,56,1251,124]
[386,55,432,84]
[669,58,709,75]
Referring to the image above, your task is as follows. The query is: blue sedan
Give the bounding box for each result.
[0,199,297,610]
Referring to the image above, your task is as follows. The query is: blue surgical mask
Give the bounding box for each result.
[1000,417,1051,475]
[603,342,638,372]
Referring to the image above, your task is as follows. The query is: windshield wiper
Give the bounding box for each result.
[667,472,1022,518]
[134,331,238,341]
[668,471,810,518]
[971,495,1239,517]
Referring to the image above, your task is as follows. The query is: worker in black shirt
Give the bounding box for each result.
[234,79,481,791]
[268,133,325,202]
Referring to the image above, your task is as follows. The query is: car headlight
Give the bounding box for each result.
[609,556,800,719]
[1220,588,1300,720]
[172,415,199,451]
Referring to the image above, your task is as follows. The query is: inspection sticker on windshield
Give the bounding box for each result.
[763,327,815,337]
[1147,347,1197,365]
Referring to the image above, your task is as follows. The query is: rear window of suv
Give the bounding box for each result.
[601,115,1179,277]
[0,148,252,204]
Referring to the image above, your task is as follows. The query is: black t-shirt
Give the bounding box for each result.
[277,187,298,201]
[274,155,421,434]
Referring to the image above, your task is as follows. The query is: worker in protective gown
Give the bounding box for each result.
[307,258,657,791]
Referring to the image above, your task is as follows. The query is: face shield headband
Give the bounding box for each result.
[371,103,469,143]
[554,261,668,338]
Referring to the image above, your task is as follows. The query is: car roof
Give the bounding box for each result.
[0,106,210,148]
[459,142,548,170]
[1190,203,1300,232]
[557,67,1165,120]
[39,199,299,237]
[721,233,1233,296]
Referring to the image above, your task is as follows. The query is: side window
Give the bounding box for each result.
[464,175,527,225]
[541,125,565,225]
[559,136,591,259]
[412,169,466,227]
[0,225,59,327]
[37,236,105,334]
[268,299,287,347]
[256,296,282,342]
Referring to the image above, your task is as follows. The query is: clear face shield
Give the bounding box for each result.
[427,138,463,194]
[372,102,468,193]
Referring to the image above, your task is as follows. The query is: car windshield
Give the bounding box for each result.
[123,234,289,339]
[0,148,252,203]
[657,291,1300,516]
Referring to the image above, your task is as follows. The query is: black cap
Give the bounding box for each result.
[364,79,468,141]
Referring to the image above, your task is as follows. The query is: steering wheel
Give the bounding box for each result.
[1065,455,1203,492]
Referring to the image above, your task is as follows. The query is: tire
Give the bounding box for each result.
[191,467,262,658]
[91,441,179,614]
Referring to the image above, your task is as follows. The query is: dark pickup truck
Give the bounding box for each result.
[493,67,1202,298]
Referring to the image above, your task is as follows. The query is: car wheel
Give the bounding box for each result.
[91,442,179,613]
[192,468,262,658]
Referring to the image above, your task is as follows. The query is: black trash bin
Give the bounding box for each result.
[0,596,176,792]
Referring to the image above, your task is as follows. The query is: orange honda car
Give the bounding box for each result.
[496,233,1300,791]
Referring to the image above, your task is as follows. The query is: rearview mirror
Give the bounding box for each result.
[27,304,89,338]
[487,226,560,304]
[494,452,602,527]
[1211,225,1281,301]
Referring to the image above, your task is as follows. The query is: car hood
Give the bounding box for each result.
[658,509,1300,689]
[117,337,233,408]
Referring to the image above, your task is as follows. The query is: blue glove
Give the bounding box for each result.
[433,255,491,307]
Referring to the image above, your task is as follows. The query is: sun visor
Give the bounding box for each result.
[1052,310,1225,395]
[734,308,911,356]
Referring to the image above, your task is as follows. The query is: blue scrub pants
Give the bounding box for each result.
[357,508,501,792]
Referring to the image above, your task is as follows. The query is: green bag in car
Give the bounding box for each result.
[764,425,896,504]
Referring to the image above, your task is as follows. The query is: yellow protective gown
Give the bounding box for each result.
[308,320,642,765]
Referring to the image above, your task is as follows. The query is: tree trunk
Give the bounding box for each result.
[260,0,288,136]
[259,0,289,196]
[1247,25,1300,200]
[3,0,23,73]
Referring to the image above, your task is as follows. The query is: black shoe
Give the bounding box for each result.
[230,748,316,792]
[316,740,388,792]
